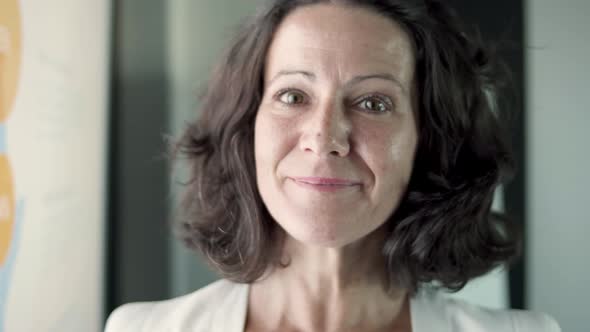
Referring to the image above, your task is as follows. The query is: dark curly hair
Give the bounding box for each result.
[173,0,520,295]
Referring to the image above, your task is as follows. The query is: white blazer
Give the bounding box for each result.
[104,279,561,332]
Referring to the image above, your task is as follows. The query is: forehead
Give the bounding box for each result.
[265,3,415,84]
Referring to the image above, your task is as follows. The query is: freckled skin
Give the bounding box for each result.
[254,4,418,248]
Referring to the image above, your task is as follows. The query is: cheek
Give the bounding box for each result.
[358,122,418,185]
[254,112,295,173]
[253,116,266,162]
[254,116,274,174]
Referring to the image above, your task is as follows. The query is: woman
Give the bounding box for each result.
[106,0,560,331]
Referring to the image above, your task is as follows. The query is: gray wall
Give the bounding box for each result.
[526,1,590,331]
[109,0,170,308]
[166,0,261,297]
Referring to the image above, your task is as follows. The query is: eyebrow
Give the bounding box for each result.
[348,74,407,94]
[268,70,407,94]
[269,70,317,85]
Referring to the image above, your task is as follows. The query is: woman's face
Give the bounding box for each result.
[254,4,418,248]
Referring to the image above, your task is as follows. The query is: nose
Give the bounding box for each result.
[299,101,351,157]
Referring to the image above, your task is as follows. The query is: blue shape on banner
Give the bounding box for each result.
[0,199,25,332]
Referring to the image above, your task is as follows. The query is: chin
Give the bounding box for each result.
[277,214,372,249]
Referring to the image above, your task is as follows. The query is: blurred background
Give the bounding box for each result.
[0,0,588,331]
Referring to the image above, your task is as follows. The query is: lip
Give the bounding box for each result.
[290,177,362,192]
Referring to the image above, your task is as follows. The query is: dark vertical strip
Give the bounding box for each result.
[105,0,120,321]
[106,0,170,319]
[450,0,526,309]
[503,0,527,310]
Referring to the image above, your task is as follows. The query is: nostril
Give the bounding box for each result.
[299,129,351,157]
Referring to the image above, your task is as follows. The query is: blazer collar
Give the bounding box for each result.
[212,281,249,332]
[410,288,451,332]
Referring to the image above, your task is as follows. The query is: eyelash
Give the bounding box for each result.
[273,87,395,113]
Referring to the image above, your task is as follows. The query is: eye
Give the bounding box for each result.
[356,95,393,113]
[277,89,307,105]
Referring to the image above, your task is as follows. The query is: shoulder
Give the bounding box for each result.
[104,279,248,332]
[425,292,561,332]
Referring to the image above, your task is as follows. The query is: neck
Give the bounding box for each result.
[247,230,411,332]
